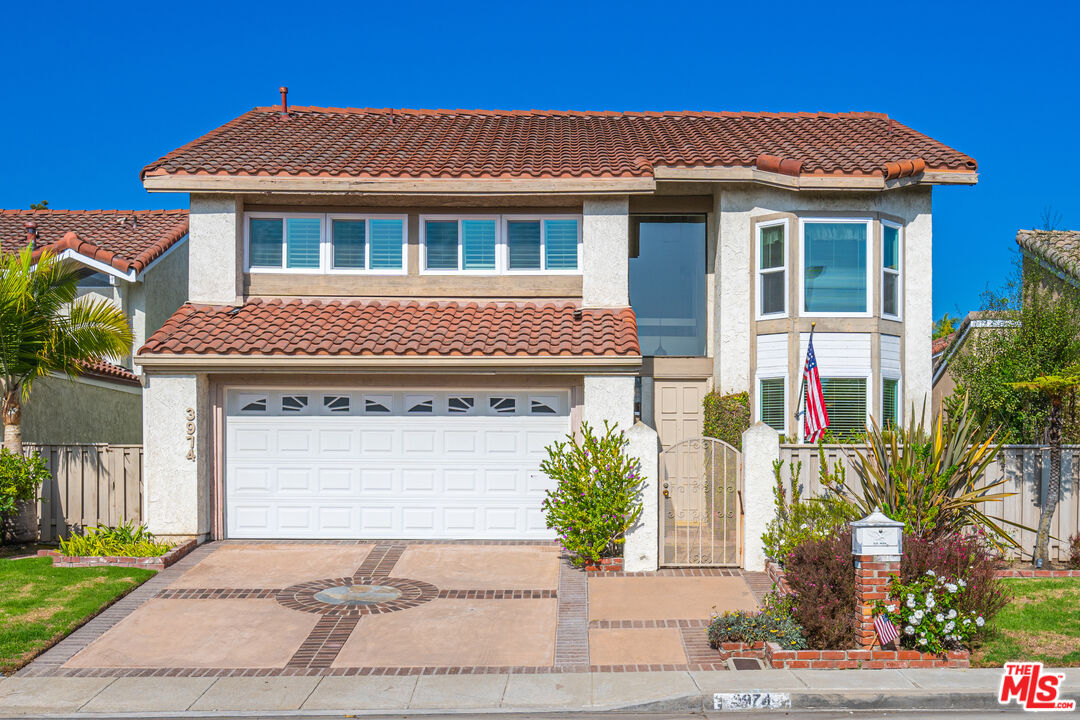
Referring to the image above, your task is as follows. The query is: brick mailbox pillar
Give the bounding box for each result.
[851,510,905,649]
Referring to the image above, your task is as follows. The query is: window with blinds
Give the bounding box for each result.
[544,219,579,270]
[508,221,542,269]
[758,222,786,316]
[759,377,785,432]
[882,378,899,428]
[248,214,405,272]
[423,215,579,273]
[820,377,867,439]
[803,220,870,314]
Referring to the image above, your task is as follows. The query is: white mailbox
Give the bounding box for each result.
[851,509,904,557]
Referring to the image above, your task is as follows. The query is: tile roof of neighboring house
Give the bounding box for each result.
[0,209,189,276]
[932,331,957,356]
[78,359,140,387]
[140,299,640,357]
[141,107,976,181]
[1016,229,1080,280]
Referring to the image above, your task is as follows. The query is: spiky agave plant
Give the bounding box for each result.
[822,396,1024,552]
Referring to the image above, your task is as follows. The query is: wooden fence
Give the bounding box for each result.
[778,444,1080,562]
[28,444,143,543]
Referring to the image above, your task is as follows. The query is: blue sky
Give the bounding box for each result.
[2,0,1076,319]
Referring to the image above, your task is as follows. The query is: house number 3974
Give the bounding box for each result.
[185,408,196,461]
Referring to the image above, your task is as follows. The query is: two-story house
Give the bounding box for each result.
[134,102,976,570]
[0,209,189,443]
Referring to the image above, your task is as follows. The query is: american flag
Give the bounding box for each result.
[874,614,900,646]
[802,335,830,442]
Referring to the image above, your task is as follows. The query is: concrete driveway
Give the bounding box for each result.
[24,541,761,677]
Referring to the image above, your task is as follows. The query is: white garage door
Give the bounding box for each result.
[224,389,570,539]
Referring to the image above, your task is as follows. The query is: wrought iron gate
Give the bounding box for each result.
[658,437,742,566]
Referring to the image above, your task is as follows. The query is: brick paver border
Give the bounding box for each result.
[554,555,589,667]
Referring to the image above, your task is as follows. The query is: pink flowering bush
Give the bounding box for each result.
[783,530,857,649]
[540,421,643,565]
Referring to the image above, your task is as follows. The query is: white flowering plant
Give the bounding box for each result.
[875,570,985,655]
[541,421,644,564]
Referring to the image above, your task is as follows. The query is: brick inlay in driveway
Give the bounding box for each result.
[554,557,588,667]
[286,615,361,669]
[276,576,440,617]
[354,543,406,577]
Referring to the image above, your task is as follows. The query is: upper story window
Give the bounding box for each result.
[882,221,902,319]
[245,213,406,274]
[757,220,787,318]
[800,218,872,316]
[420,215,580,274]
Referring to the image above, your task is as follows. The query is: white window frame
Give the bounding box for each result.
[797,372,873,443]
[881,374,902,427]
[798,217,874,318]
[326,213,408,276]
[756,218,789,320]
[881,220,903,320]
[419,214,502,275]
[755,374,788,435]
[244,212,407,275]
[502,215,583,275]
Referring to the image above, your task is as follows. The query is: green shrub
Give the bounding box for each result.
[1071,534,1080,569]
[707,592,806,650]
[876,570,985,654]
[761,452,859,565]
[540,421,643,564]
[0,449,49,518]
[59,518,172,557]
[703,391,751,449]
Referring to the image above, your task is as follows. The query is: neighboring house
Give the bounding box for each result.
[134,103,977,570]
[0,209,189,443]
[931,229,1080,416]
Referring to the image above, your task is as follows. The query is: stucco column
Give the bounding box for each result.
[624,421,660,571]
[903,188,933,423]
[741,422,780,571]
[142,372,211,542]
[582,375,634,430]
[582,196,630,308]
[189,194,241,305]
[713,188,752,393]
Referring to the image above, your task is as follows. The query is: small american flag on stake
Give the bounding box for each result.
[801,331,830,442]
[874,614,899,646]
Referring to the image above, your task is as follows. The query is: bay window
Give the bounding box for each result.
[882,221,902,318]
[757,220,787,317]
[801,219,872,315]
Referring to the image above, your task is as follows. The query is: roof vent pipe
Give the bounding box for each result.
[24,221,37,250]
[279,86,290,120]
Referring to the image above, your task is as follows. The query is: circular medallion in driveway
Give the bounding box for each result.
[276,576,439,617]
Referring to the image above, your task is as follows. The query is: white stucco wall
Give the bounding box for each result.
[142,373,211,541]
[624,421,659,572]
[582,196,630,307]
[716,185,933,418]
[741,422,780,571]
[189,194,240,305]
[582,374,634,431]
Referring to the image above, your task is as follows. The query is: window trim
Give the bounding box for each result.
[756,218,789,320]
[881,374,902,428]
[755,374,788,434]
[501,215,583,275]
[798,217,874,318]
[419,214,502,275]
[797,372,873,442]
[881,220,903,320]
[244,212,408,275]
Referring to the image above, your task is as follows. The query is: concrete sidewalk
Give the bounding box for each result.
[0,667,1074,716]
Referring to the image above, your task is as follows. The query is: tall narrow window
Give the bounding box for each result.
[425,221,459,270]
[369,219,404,270]
[249,218,283,267]
[803,220,869,314]
[508,221,542,269]
[462,220,497,270]
[883,223,901,318]
[759,222,786,316]
[759,377,785,432]
[544,219,579,269]
[285,218,321,269]
[332,220,366,269]
[819,378,867,440]
[882,378,899,428]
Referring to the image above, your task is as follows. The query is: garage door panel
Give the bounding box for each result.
[226,389,568,539]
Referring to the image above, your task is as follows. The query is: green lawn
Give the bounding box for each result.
[0,555,154,674]
[971,578,1080,667]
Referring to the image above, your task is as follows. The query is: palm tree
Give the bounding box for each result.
[1011,365,1080,566]
[0,247,132,540]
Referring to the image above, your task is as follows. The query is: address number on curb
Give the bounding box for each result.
[714,692,791,711]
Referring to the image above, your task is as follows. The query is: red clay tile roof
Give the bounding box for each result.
[79,358,140,386]
[1,209,189,276]
[140,299,640,358]
[141,107,976,181]
[932,331,957,356]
